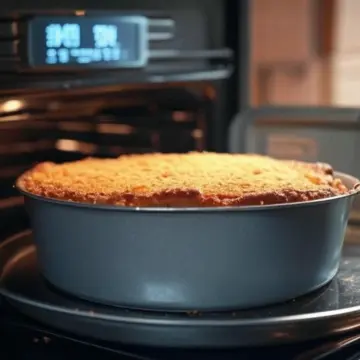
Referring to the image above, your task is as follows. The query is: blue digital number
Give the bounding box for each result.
[45,23,80,48]
[58,49,70,63]
[46,24,62,48]
[93,24,118,48]
[62,24,81,48]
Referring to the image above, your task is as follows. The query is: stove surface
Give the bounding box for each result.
[2,224,360,359]
[1,306,360,360]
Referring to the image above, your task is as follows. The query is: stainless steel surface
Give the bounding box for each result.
[15,172,360,311]
[3,230,360,348]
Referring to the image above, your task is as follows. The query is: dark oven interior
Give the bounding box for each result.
[0,0,241,238]
[0,85,217,236]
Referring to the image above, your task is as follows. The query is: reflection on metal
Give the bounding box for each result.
[172,111,192,122]
[0,196,23,210]
[55,139,96,154]
[148,32,173,41]
[97,124,135,135]
[2,100,23,113]
[58,122,93,132]
[1,100,25,114]
[148,18,175,28]
[75,10,86,16]
[191,129,203,139]
[0,114,30,123]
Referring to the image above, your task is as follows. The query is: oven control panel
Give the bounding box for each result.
[0,10,177,72]
[27,15,148,69]
[0,9,232,92]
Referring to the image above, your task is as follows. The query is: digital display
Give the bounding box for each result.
[27,16,148,68]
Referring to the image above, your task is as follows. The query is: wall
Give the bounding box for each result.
[331,0,360,106]
[250,0,333,106]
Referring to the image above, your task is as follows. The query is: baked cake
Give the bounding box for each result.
[17,152,350,207]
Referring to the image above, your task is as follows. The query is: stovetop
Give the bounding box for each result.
[2,302,360,360]
[2,222,360,359]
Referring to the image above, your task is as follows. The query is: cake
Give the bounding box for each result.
[17,152,350,207]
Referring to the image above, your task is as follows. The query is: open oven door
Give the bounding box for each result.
[229,0,360,236]
[229,106,360,240]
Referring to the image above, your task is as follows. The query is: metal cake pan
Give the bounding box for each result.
[16,171,360,311]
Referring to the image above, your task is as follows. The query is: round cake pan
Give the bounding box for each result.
[16,172,360,312]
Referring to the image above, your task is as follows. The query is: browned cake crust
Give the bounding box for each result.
[17,152,350,207]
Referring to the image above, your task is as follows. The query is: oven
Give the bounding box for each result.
[0,0,239,240]
[230,106,360,243]
[3,1,360,360]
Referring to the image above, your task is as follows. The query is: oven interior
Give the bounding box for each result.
[0,83,229,236]
[0,1,241,237]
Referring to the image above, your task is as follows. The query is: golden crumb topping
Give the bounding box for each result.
[17,152,349,207]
